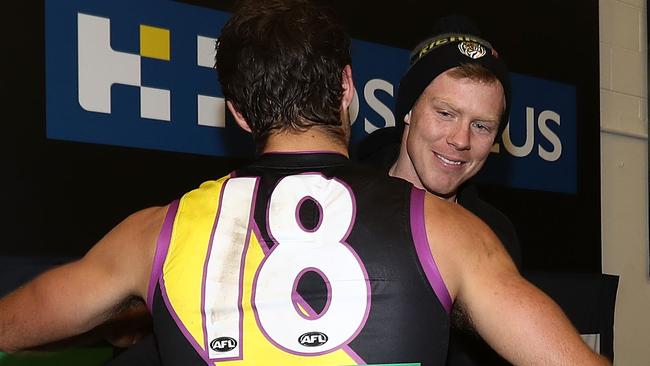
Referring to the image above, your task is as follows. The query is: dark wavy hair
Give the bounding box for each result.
[215,0,352,148]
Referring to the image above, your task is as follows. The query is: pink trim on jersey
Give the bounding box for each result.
[410,187,453,314]
[159,276,214,364]
[147,200,180,312]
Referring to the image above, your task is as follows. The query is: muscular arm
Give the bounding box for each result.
[424,195,610,365]
[0,205,167,353]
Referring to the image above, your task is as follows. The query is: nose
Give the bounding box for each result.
[447,123,471,150]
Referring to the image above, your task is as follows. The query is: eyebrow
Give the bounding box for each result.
[431,98,500,124]
[431,98,460,113]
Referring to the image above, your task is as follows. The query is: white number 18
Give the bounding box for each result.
[203,175,370,360]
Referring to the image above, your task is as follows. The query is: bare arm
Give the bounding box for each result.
[424,195,610,365]
[0,205,167,353]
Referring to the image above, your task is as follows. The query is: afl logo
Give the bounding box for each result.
[458,41,487,59]
[298,331,329,347]
[210,337,237,352]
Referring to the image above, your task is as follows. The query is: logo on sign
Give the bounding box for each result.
[76,12,223,126]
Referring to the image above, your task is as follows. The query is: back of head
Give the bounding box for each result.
[395,15,511,137]
[216,0,351,148]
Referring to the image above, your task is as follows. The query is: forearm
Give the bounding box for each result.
[0,262,115,353]
[1,268,76,352]
[1,295,151,354]
[0,207,162,353]
[0,282,59,352]
[468,275,611,366]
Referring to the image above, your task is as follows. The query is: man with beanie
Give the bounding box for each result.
[356,15,522,366]
[359,16,521,269]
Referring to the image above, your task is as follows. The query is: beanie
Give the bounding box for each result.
[395,16,511,136]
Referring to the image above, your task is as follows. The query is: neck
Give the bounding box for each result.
[389,162,458,202]
[262,127,349,157]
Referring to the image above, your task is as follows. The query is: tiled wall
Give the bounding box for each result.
[600,0,650,364]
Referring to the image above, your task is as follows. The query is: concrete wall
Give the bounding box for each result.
[600,0,650,364]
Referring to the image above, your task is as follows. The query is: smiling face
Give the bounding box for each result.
[392,69,505,201]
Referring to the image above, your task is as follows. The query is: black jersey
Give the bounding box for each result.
[148,153,451,366]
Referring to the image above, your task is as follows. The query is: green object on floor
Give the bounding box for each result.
[0,348,113,365]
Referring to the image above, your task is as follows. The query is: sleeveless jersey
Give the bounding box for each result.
[147,153,451,366]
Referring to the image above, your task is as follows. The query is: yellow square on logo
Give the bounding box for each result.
[140,24,170,61]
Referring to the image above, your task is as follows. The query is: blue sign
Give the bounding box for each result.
[476,74,577,193]
[45,0,576,193]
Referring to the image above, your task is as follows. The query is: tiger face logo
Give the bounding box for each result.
[458,41,487,59]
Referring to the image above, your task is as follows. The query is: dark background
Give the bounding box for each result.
[1,1,600,272]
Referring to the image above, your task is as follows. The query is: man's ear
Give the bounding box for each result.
[341,65,355,110]
[403,110,412,125]
[226,100,252,133]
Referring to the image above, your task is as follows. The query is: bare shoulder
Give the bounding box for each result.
[92,205,168,256]
[422,192,506,261]
[421,193,516,299]
[114,205,169,241]
[81,205,170,298]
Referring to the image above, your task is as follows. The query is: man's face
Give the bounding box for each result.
[404,70,504,199]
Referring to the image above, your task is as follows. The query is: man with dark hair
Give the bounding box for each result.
[0,2,608,365]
